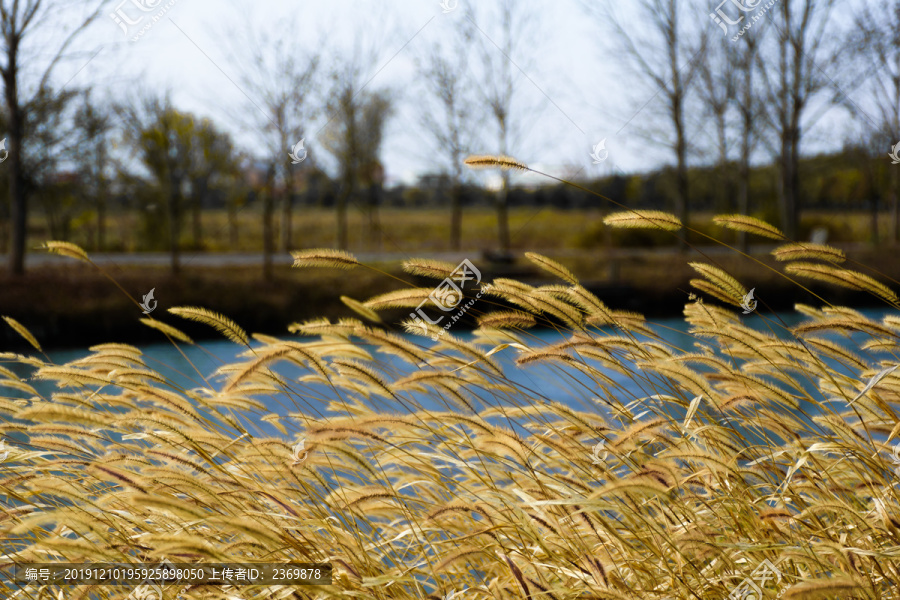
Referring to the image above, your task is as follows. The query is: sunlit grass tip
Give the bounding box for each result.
[291,248,360,269]
[463,154,529,171]
[603,210,682,231]
[168,306,250,346]
[401,258,458,280]
[785,262,899,305]
[712,214,786,240]
[139,318,195,345]
[41,240,91,263]
[2,316,41,352]
[772,242,846,264]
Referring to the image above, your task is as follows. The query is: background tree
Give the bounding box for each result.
[185,118,238,250]
[228,18,319,253]
[0,0,108,274]
[846,0,900,243]
[469,1,542,256]
[733,31,764,252]
[415,24,477,251]
[583,0,703,251]
[696,29,734,214]
[757,0,842,240]
[17,85,79,242]
[320,53,392,250]
[73,90,113,251]
[119,95,195,274]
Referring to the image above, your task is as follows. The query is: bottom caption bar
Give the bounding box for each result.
[11,563,331,585]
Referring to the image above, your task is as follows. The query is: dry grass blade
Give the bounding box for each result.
[41,240,91,263]
[525,252,579,285]
[341,296,383,323]
[603,210,682,231]
[364,288,433,310]
[689,262,748,305]
[463,154,528,170]
[2,316,41,352]
[139,318,194,344]
[168,306,250,345]
[477,311,537,330]
[711,214,786,240]
[291,248,359,269]
[784,262,899,305]
[402,258,459,279]
[771,243,846,263]
[13,211,900,599]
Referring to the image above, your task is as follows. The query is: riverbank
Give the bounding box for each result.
[1,244,895,350]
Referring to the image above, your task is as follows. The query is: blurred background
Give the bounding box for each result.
[0,0,896,348]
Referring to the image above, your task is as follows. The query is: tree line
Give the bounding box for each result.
[0,0,897,276]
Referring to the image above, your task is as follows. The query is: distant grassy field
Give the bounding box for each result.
[16,206,889,254]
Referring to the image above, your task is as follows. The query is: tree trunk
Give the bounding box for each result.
[280,166,294,252]
[892,166,899,244]
[228,195,239,248]
[450,181,462,251]
[737,161,750,253]
[169,176,181,276]
[367,183,381,250]
[737,70,752,254]
[97,147,107,252]
[263,167,275,281]
[5,62,25,275]
[871,194,879,246]
[97,189,106,252]
[337,184,349,250]
[673,82,689,252]
[191,178,207,251]
[786,128,801,240]
[675,145,689,252]
[497,172,511,254]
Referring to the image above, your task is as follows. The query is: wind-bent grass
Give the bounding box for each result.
[4,203,900,598]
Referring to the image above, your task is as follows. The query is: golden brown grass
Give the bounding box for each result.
[3,203,900,598]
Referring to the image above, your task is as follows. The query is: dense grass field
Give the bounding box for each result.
[3,208,900,598]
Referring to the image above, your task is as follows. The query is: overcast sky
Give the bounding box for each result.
[41,0,866,188]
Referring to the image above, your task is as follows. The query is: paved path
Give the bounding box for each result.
[1,243,871,269]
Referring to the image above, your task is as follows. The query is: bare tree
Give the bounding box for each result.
[468,2,543,256]
[733,32,764,252]
[320,53,392,250]
[846,0,900,243]
[0,0,108,274]
[118,94,194,275]
[756,0,842,240]
[698,16,766,252]
[584,0,703,250]
[186,118,237,250]
[415,25,477,251]
[696,29,735,214]
[73,91,113,251]
[227,18,319,253]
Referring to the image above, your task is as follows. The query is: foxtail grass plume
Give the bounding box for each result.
[340,295,383,323]
[168,306,250,345]
[785,262,899,305]
[463,155,528,171]
[603,210,682,231]
[9,214,900,599]
[401,258,459,280]
[772,242,846,264]
[291,248,360,270]
[41,240,91,263]
[2,316,41,352]
[711,214,786,240]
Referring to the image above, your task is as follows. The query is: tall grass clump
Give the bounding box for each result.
[3,169,900,598]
